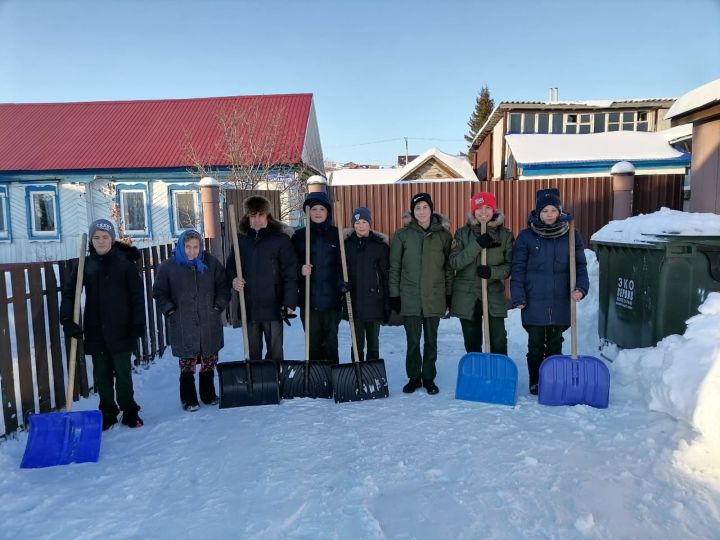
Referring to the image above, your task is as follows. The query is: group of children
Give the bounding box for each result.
[60,187,588,430]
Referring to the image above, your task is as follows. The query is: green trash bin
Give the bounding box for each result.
[593,235,720,349]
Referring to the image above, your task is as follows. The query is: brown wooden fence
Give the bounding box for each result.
[330,175,683,246]
[0,242,178,437]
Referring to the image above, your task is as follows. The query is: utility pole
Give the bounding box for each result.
[404,137,409,166]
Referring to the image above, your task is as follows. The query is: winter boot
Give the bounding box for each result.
[102,412,118,431]
[199,369,219,406]
[529,383,539,396]
[423,379,439,395]
[121,406,144,428]
[402,378,422,393]
[180,372,200,412]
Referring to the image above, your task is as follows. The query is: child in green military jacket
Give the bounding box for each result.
[449,192,514,354]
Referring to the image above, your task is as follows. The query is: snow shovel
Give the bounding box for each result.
[278,207,333,399]
[331,201,389,403]
[217,205,280,408]
[21,234,103,468]
[538,220,610,409]
[455,221,518,406]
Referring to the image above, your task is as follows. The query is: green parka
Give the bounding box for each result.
[449,212,514,319]
[389,212,453,317]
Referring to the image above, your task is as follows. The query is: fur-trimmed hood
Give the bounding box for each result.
[343,228,390,244]
[465,210,506,243]
[238,216,294,237]
[401,211,451,231]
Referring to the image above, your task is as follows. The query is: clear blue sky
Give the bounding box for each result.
[1,0,718,167]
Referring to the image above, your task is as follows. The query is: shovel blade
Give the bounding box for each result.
[20,410,102,469]
[455,352,518,406]
[331,359,390,403]
[279,360,333,399]
[538,354,610,408]
[217,360,280,408]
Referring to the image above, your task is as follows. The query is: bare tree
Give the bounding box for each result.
[184,102,312,222]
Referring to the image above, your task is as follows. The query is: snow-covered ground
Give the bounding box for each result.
[1,249,719,539]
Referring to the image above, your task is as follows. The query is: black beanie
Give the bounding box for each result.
[410,192,434,214]
[535,188,562,214]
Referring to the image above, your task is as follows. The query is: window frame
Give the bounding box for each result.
[0,185,11,241]
[116,183,152,238]
[25,184,61,240]
[167,184,201,237]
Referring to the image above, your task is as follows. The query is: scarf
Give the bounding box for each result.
[174,229,208,273]
[528,211,571,239]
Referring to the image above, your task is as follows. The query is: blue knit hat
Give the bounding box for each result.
[535,188,562,214]
[351,207,372,225]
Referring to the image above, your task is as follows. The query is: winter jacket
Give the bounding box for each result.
[389,212,453,317]
[226,218,299,322]
[449,212,514,319]
[510,213,589,326]
[60,242,145,355]
[344,229,390,322]
[292,219,343,311]
[153,250,231,358]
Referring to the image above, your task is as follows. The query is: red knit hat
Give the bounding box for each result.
[470,192,497,214]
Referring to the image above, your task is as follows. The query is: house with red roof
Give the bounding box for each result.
[0,93,324,263]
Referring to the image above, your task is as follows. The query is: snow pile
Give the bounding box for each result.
[591,207,720,244]
[613,292,720,484]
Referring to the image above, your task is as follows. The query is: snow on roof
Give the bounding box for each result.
[665,78,720,120]
[327,148,476,185]
[591,207,720,245]
[660,123,693,144]
[505,131,687,166]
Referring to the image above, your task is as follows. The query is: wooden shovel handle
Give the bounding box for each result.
[569,220,577,359]
[304,207,311,360]
[480,221,491,354]
[65,233,87,411]
[228,205,251,360]
[335,201,360,363]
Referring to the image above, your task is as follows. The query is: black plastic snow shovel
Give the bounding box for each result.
[331,201,389,403]
[218,205,280,408]
[278,207,333,399]
[21,234,103,468]
[455,221,518,406]
[538,220,610,408]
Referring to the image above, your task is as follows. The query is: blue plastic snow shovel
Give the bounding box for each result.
[455,221,518,406]
[21,234,103,468]
[538,221,610,409]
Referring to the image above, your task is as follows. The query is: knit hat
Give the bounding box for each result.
[410,192,434,214]
[535,188,562,214]
[351,207,372,225]
[243,195,271,215]
[89,219,116,241]
[303,191,332,212]
[470,192,497,214]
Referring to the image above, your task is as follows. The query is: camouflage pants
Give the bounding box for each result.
[178,352,218,374]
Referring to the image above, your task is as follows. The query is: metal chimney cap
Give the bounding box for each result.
[610,161,636,175]
[199,176,220,186]
[306,175,328,185]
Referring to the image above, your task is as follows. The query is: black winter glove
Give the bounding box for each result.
[62,319,84,340]
[340,281,350,294]
[389,297,401,314]
[446,295,452,311]
[166,308,176,317]
[282,308,297,326]
[476,232,501,249]
[477,265,491,280]
[213,305,223,312]
[132,325,145,339]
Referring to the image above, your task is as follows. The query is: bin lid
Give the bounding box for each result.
[592,233,720,249]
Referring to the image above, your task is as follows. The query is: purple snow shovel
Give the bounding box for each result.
[21,234,103,468]
[538,221,610,408]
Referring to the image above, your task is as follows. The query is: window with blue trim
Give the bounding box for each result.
[0,186,10,240]
[116,183,151,237]
[167,185,200,236]
[26,185,60,240]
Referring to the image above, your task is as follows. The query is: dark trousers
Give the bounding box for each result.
[402,315,440,381]
[247,321,284,361]
[301,308,341,364]
[92,350,139,416]
[351,320,381,361]
[459,300,508,354]
[523,324,568,386]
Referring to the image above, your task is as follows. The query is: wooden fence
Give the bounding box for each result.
[330,174,684,246]
[0,241,177,437]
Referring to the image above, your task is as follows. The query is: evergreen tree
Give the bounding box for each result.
[464,85,495,158]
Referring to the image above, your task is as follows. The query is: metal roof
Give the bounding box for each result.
[0,94,314,172]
